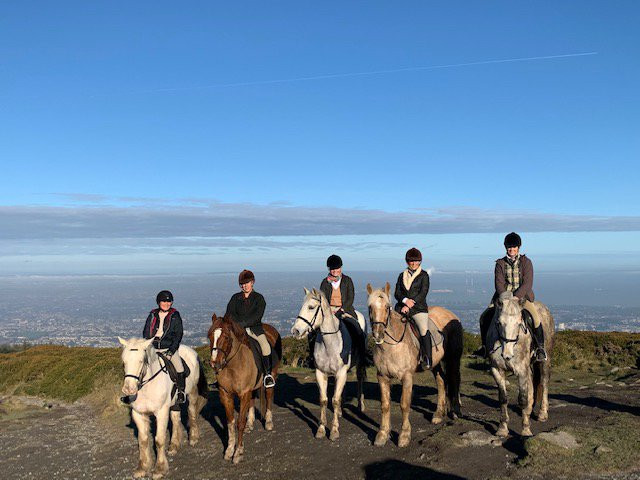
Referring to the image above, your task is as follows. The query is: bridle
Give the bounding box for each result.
[210,326,242,372]
[492,309,529,353]
[123,348,167,391]
[370,303,409,345]
[296,301,340,335]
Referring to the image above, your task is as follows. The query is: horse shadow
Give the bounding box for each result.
[550,393,640,417]
[362,459,466,479]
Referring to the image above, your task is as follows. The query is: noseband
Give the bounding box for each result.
[493,310,529,353]
[123,349,167,391]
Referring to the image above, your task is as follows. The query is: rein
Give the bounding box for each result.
[296,302,341,336]
[211,330,243,373]
[124,350,168,391]
[371,305,410,345]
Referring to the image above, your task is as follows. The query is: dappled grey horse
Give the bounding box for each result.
[486,292,555,437]
[291,288,366,440]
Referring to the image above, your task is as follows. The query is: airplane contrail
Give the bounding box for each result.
[147,51,598,93]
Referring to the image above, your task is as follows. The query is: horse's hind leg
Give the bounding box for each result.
[536,361,550,422]
[357,364,366,412]
[398,372,413,447]
[187,392,202,446]
[131,410,153,478]
[168,410,183,455]
[233,392,252,464]
[152,407,170,479]
[431,365,447,425]
[517,367,534,437]
[491,367,510,437]
[315,369,329,439]
[265,385,275,431]
[330,367,348,441]
[220,389,236,461]
[246,396,255,433]
[374,374,391,447]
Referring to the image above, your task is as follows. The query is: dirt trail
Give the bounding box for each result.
[1,367,639,480]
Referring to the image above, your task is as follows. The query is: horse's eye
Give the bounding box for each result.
[308,305,314,310]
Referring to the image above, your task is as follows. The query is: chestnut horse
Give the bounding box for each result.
[208,313,282,464]
[366,283,463,447]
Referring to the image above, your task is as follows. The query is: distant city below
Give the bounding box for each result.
[2,271,639,348]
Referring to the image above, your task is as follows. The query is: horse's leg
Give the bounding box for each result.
[491,366,509,437]
[187,391,201,446]
[131,410,153,478]
[233,391,252,464]
[246,396,255,433]
[374,374,391,446]
[398,372,413,447]
[431,365,447,424]
[168,409,183,455]
[152,406,170,479]
[330,366,348,441]
[357,364,366,413]
[315,369,328,439]
[517,367,534,437]
[220,389,236,461]
[537,361,550,422]
[265,385,275,431]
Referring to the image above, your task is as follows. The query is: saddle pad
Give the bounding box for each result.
[316,321,358,367]
[247,336,280,379]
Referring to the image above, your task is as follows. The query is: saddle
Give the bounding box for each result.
[407,317,445,351]
[157,353,190,410]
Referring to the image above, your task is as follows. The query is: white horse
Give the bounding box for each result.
[119,337,207,479]
[291,288,366,441]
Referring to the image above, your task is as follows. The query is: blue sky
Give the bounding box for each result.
[1,1,639,274]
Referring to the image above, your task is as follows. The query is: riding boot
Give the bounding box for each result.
[473,307,494,358]
[307,331,317,369]
[262,355,276,388]
[532,324,548,362]
[419,333,432,369]
[175,371,186,404]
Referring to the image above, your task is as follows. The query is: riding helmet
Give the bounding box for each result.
[239,269,255,285]
[504,232,522,248]
[405,247,422,263]
[326,254,343,270]
[156,290,174,304]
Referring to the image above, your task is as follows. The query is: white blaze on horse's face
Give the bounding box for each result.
[210,328,222,364]
[368,293,388,345]
[291,291,321,339]
[119,337,153,396]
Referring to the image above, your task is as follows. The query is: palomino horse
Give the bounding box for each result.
[291,288,367,441]
[366,283,463,447]
[208,314,282,464]
[486,291,555,437]
[118,337,207,479]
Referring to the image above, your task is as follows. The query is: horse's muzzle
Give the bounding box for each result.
[120,393,138,404]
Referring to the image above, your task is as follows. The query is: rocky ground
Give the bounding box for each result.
[1,362,639,480]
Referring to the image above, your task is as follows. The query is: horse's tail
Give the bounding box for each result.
[274,331,283,367]
[443,318,464,416]
[197,357,208,398]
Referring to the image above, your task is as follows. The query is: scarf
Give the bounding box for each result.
[402,266,422,291]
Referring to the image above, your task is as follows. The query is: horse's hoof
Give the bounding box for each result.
[359,402,366,413]
[232,451,244,464]
[167,445,179,456]
[329,429,340,441]
[133,469,148,478]
[496,426,509,438]
[431,415,443,425]
[152,466,168,480]
[245,425,253,434]
[398,433,411,448]
[374,432,389,447]
[315,426,326,439]
[189,438,198,447]
[224,449,234,461]
[521,427,533,437]
[537,412,548,422]
[265,420,274,431]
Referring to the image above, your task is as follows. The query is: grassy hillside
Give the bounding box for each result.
[0,330,638,402]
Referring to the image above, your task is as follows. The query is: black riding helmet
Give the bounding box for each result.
[504,232,522,248]
[156,290,174,304]
[326,254,343,270]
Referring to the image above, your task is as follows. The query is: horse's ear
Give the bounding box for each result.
[143,338,154,349]
[384,282,391,296]
[366,283,373,295]
[304,287,310,295]
[118,336,127,347]
[211,313,217,323]
[312,287,319,295]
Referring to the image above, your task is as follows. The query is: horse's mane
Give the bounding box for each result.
[367,287,388,307]
[208,313,249,345]
[498,292,522,316]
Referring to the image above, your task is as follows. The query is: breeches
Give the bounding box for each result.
[523,300,542,328]
[246,328,272,356]
[159,349,184,373]
[411,312,430,336]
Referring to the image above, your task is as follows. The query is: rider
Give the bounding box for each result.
[142,290,186,403]
[477,232,547,362]
[225,270,276,388]
[394,248,432,369]
[318,254,367,365]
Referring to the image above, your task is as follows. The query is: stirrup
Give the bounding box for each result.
[534,348,548,363]
[176,390,186,404]
[263,374,276,388]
